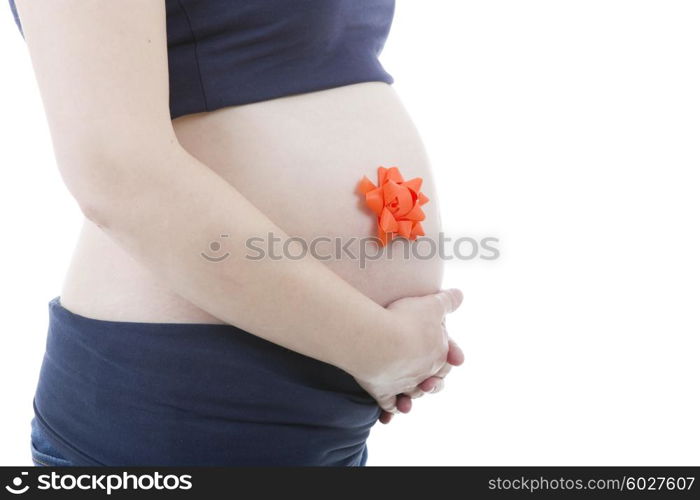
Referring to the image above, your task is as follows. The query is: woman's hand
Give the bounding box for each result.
[378,337,464,424]
[353,288,465,419]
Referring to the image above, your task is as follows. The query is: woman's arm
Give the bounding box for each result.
[15,1,460,410]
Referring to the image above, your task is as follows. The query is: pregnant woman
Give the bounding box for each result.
[12,0,464,466]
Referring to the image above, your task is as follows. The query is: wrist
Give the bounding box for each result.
[344,306,406,383]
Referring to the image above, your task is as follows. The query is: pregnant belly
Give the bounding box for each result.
[59,82,443,323]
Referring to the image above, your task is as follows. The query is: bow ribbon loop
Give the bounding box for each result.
[358,166,429,246]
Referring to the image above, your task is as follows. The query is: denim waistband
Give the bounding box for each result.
[33,297,379,466]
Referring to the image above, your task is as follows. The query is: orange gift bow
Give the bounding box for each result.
[358,166,430,246]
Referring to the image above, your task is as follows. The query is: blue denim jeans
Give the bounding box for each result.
[30,417,73,467]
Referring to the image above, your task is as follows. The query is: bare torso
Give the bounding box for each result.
[59,82,443,323]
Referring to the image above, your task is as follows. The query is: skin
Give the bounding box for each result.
[15,0,465,422]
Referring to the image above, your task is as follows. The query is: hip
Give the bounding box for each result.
[32,297,378,466]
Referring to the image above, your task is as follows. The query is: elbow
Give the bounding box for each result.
[76,196,110,229]
[48,121,182,227]
[57,143,178,230]
[59,154,127,229]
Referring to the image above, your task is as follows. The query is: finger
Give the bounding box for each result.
[434,362,452,379]
[428,378,445,394]
[446,337,465,366]
[412,366,450,396]
[396,394,412,413]
[419,376,446,394]
[404,386,426,399]
[377,395,399,414]
[379,411,393,424]
[434,288,464,316]
[418,376,442,393]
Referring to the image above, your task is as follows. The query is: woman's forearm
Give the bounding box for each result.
[80,142,398,379]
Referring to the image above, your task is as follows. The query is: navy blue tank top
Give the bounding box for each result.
[9,0,395,118]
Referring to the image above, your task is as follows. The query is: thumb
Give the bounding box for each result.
[434,288,464,315]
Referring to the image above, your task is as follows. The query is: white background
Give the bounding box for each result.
[1,1,698,466]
